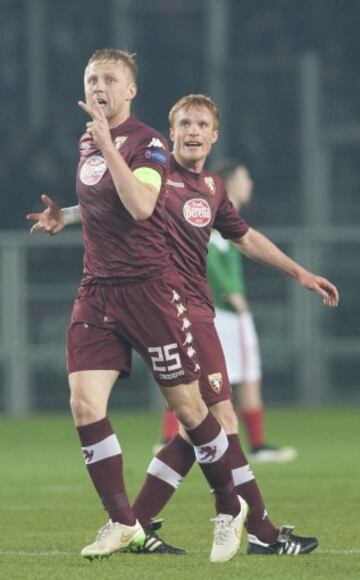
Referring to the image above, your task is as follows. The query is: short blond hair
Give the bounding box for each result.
[169,94,219,130]
[87,49,137,81]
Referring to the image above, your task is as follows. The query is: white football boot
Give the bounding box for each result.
[81,519,145,560]
[210,495,249,563]
[249,445,298,464]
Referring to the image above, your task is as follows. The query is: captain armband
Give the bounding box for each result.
[133,167,162,193]
[62,205,82,226]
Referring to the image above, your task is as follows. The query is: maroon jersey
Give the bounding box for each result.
[76,115,170,281]
[166,155,249,318]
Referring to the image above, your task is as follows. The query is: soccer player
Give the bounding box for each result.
[207,159,297,463]
[27,53,248,563]
[131,94,338,556]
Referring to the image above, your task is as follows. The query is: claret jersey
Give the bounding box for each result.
[166,154,249,317]
[76,115,170,281]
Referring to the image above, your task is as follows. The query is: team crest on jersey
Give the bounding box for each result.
[79,155,107,186]
[208,372,223,394]
[183,198,211,227]
[114,136,128,150]
[204,176,216,195]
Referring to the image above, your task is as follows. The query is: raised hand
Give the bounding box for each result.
[298,270,339,308]
[26,194,65,235]
[78,96,113,152]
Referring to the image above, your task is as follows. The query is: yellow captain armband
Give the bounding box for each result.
[133,167,162,193]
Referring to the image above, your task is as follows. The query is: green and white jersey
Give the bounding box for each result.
[207,230,246,313]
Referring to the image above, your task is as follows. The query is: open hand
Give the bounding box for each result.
[26,194,65,235]
[298,270,339,307]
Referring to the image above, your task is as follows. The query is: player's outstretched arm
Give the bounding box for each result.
[26,194,82,235]
[236,228,339,308]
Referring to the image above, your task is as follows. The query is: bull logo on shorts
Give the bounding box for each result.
[208,372,223,394]
[199,445,217,461]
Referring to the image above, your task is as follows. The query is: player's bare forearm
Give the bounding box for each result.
[236,228,339,307]
[102,144,159,220]
[236,228,305,279]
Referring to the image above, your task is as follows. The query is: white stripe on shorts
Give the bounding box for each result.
[193,427,228,464]
[232,464,254,486]
[81,434,121,465]
[147,457,183,489]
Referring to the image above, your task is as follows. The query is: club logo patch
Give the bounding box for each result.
[80,155,107,186]
[114,136,128,150]
[208,372,223,393]
[183,198,211,227]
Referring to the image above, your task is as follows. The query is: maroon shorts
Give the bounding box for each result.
[191,317,232,405]
[67,270,200,387]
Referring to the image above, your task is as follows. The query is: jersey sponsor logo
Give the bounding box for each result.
[79,155,107,185]
[204,176,216,195]
[208,372,223,393]
[147,137,165,149]
[114,136,128,150]
[183,198,211,227]
[144,149,167,166]
[167,178,185,188]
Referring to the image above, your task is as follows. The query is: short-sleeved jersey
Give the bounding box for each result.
[76,115,170,282]
[207,230,246,313]
[166,155,249,318]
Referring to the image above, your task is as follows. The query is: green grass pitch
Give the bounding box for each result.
[1,408,359,579]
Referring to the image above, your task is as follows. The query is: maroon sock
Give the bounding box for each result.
[133,434,195,527]
[240,408,265,448]
[227,434,278,543]
[77,417,135,526]
[187,413,239,517]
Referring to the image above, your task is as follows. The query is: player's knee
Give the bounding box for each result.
[69,392,99,425]
[210,402,238,434]
[173,398,207,430]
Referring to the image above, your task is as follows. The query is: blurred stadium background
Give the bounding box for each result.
[1,0,359,415]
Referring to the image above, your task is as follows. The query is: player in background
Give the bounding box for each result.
[207,159,297,463]
[27,54,248,564]
[131,95,337,556]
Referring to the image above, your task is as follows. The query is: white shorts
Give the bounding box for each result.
[213,309,262,384]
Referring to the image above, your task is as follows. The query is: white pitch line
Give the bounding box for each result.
[0,549,359,557]
[318,549,360,555]
[0,550,72,557]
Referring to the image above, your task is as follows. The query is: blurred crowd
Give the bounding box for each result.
[1,0,360,229]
